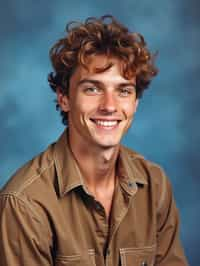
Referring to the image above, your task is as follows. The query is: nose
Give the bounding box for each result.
[99,92,117,114]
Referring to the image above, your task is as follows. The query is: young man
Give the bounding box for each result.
[0,16,188,265]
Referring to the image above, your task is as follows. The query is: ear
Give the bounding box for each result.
[56,88,70,112]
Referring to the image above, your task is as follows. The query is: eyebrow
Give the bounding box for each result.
[77,79,136,88]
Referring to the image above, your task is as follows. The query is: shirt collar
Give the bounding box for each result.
[117,145,148,196]
[53,129,84,197]
[53,129,147,198]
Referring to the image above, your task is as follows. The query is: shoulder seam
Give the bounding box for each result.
[0,192,42,224]
[14,159,55,195]
[0,192,52,241]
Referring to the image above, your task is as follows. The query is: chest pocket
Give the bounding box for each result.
[120,245,156,266]
[55,249,96,266]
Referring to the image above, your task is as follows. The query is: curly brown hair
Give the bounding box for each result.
[48,15,158,125]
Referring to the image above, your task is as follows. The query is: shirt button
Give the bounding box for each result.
[128,181,134,188]
[95,203,102,211]
[141,261,148,266]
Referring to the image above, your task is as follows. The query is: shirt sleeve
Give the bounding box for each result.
[155,172,189,266]
[0,193,53,266]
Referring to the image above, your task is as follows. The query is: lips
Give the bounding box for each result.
[90,118,121,129]
[96,120,118,126]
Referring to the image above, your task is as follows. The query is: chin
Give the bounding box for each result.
[89,132,122,148]
[96,139,120,149]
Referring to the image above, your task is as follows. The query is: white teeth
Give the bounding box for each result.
[95,120,118,126]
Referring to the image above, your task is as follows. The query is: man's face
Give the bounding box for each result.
[57,55,139,149]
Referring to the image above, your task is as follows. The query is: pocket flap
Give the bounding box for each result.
[120,245,156,266]
[55,249,96,266]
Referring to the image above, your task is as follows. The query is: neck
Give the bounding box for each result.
[68,130,120,191]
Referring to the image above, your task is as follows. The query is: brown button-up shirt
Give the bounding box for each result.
[0,130,188,266]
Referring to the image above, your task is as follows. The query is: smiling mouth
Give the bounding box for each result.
[90,119,121,129]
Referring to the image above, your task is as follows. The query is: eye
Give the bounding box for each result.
[119,87,135,97]
[84,87,102,95]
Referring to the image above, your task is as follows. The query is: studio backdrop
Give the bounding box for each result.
[0,1,199,265]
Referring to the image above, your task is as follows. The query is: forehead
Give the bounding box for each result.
[70,55,136,84]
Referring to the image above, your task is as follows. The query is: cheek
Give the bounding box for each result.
[69,101,97,122]
[76,96,99,113]
[122,102,136,118]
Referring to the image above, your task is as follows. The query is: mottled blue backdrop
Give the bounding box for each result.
[1,0,199,265]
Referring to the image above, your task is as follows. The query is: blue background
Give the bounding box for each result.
[0,1,199,265]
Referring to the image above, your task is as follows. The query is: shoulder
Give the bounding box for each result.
[0,142,58,244]
[121,145,174,212]
[0,142,56,200]
[122,145,168,182]
[121,145,171,197]
[0,142,57,240]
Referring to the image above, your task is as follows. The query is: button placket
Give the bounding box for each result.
[106,249,110,256]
